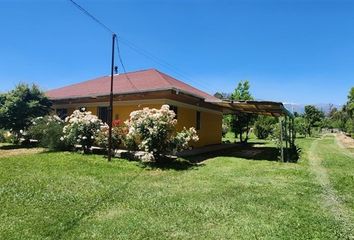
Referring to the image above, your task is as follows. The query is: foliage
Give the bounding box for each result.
[0,129,6,143]
[0,84,52,142]
[294,117,307,137]
[304,105,324,136]
[222,121,229,137]
[124,105,199,160]
[270,118,300,162]
[316,87,354,136]
[253,116,277,139]
[27,115,68,151]
[62,109,105,153]
[230,80,255,143]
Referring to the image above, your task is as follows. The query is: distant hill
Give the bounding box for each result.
[284,103,342,115]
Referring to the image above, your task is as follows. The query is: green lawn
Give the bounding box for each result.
[0,135,353,239]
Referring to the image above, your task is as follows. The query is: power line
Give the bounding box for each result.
[118,36,216,92]
[115,37,140,91]
[68,0,139,90]
[68,0,114,34]
[67,0,216,94]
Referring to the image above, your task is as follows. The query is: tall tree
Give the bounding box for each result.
[0,84,52,141]
[303,105,324,136]
[230,80,254,143]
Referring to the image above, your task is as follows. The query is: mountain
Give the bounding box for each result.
[284,103,342,115]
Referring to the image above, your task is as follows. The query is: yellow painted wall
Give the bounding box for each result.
[54,102,222,147]
[112,104,162,121]
[196,111,222,147]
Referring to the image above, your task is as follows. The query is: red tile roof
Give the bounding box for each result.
[46,69,220,102]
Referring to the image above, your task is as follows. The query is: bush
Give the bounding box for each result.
[124,105,199,160]
[62,109,105,153]
[27,115,68,151]
[95,119,128,150]
[254,116,277,139]
[0,129,6,143]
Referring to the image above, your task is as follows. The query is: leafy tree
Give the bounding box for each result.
[303,105,324,136]
[346,87,354,117]
[231,81,253,100]
[230,80,255,143]
[0,84,52,142]
[294,117,307,137]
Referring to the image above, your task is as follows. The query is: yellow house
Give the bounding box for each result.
[46,69,223,147]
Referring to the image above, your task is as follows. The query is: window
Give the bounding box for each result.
[56,108,68,120]
[169,105,178,119]
[98,107,108,123]
[196,111,201,130]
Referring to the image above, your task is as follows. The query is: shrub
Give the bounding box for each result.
[124,105,199,160]
[254,116,277,139]
[27,115,68,151]
[62,109,105,153]
[0,129,6,143]
[95,119,128,150]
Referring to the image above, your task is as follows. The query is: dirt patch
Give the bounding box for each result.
[0,148,44,158]
[336,133,354,149]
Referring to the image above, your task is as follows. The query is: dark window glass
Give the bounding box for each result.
[98,107,108,123]
[56,108,68,120]
[169,105,178,119]
[196,111,201,130]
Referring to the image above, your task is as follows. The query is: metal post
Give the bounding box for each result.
[108,33,116,162]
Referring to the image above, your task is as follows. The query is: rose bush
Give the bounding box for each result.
[62,109,105,153]
[124,105,199,160]
[95,119,128,150]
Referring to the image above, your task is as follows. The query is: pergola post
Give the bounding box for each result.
[279,117,284,162]
[291,117,295,148]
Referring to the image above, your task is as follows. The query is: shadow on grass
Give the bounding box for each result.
[0,144,38,150]
[141,157,203,171]
[184,143,282,163]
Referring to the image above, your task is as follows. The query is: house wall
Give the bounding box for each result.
[53,99,222,147]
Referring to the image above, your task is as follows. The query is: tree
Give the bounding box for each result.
[230,80,254,143]
[294,117,307,137]
[303,105,324,136]
[0,84,52,141]
[346,87,354,117]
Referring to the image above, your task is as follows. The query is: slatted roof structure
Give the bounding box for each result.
[211,100,295,162]
[212,100,293,117]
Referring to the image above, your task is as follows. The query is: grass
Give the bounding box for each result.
[0,135,353,239]
[317,135,354,213]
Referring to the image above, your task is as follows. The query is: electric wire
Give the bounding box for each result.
[68,0,114,34]
[115,37,140,91]
[67,0,216,94]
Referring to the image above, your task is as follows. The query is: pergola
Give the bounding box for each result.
[213,100,295,162]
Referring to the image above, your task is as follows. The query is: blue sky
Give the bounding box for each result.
[0,0,353,105]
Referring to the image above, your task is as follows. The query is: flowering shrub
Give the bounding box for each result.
[95,119,128,150]
[27,115,68,150]
[124,105,199,160]
[62,110,105,153]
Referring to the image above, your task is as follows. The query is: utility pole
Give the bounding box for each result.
[108,33,116,162]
